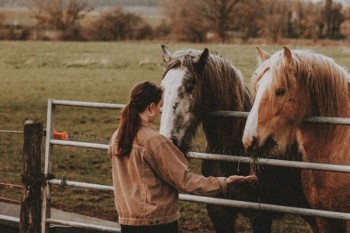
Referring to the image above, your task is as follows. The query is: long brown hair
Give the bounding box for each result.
[116,81,163,156]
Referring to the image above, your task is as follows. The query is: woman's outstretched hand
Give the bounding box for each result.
[225,175,258,184]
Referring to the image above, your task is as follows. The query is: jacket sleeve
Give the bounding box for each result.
[143,135,227,197]
[108,130,119,158]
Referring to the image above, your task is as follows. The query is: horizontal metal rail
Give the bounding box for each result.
[207,110,350,125]
[189,152,350,174]
[0,130,24,134]
[52,99,125,109]
[49,179,113,191]
[207,111,249,119]
[49,140,350,173]
[50,100,350,125]
[50,139,108,150]
[180,194,350,220]
[304,116,350,125]
[0,214,19,224]
[46,218,120,232]
[48,178,350,221]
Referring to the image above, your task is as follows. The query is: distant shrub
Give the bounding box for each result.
[154,20,171,38]
[57,25,86,41]
[6,25,32,40]
[28,0,91,41]
[0,15,31,41]
[85,7,153,41]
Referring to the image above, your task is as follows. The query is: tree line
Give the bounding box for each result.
[162,0,348,42]
[1,0,349,42]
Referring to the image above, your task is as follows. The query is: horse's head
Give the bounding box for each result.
[244,46,350,156]
[243,46,306,155]
[160,45,251,154]
[159,45,209,152]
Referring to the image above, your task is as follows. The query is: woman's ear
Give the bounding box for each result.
[149,102,156,111]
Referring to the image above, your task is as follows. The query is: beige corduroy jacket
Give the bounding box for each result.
[108,121,227,226]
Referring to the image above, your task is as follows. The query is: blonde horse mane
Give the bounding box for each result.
[263,49,350,118]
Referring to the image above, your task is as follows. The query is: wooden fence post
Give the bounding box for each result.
[20,121,43,233]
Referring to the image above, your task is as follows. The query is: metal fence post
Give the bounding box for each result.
[20,121,43,233]
[41,99,55,233]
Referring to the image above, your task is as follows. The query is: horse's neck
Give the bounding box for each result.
[298,88,350,164]
[200,72,251,155]
[298,121,350,165]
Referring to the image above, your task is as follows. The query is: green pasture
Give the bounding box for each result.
[1,41,350,232]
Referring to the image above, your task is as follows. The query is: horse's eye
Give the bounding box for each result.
[276,88,286,96]
[186,85,194,93]
[184,77,195,93]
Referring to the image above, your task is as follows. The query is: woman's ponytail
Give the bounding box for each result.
[115,81,162,157]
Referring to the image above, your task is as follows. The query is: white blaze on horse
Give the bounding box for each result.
[159,45,316,233]
[243,46,350,233]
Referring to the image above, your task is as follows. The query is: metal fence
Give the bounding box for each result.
[41,99,350,233]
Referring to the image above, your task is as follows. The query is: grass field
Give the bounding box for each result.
[1,41,350,232]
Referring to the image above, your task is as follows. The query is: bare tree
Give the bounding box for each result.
[324,0,333,37]
[285,1,324,40]
[321,0,345,39]
[28,0,91,31]
[160,0,348,42]
[235,0,265,40]
[160,0,209,42]
[161,0,242,42]
[199,0,241,42]
[340,6,350,39]
[329,3,345,39]
[260,0,292,42]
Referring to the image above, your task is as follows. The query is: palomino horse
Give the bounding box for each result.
[159,45,316,233]
[243,46,350,233]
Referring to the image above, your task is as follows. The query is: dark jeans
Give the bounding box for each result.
[121,221,178,233]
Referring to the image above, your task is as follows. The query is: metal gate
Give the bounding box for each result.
[41,99,350,233]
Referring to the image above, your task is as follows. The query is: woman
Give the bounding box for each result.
[109,81,257,233]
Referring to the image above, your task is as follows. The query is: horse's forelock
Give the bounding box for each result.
[162,49,201,79]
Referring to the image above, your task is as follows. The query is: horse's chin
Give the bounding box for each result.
[249,136,281,159]
[250,136,300,161]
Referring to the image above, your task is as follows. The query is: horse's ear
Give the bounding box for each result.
[256,47,271,62]
[197,48,209,70]
[162,45,172,63]
[282,46,293,64]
